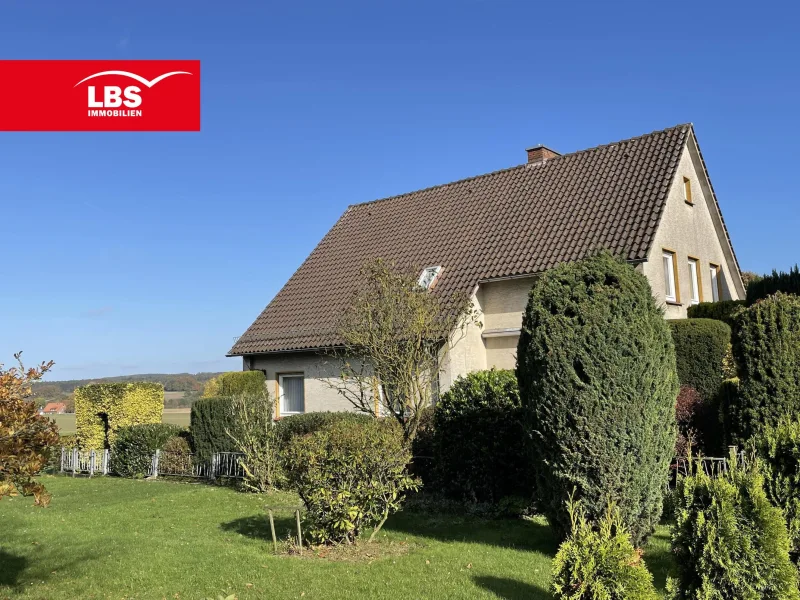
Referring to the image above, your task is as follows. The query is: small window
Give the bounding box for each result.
[688,257,701,305]
[683,177,693,204]
[663,250,678,303]
[710,263,722,302]
[279,374,305,415]
[418,266,442,289]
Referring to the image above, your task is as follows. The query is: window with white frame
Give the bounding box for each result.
[279,374,305,415]
[710,264,721,302]
[418,266,442,290]
[662,250,678,303]
[688,258,700,305]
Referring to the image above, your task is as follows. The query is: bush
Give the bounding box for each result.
[747,265,800,305]
[190,396,238,462]
[217,371,265,397]
[225,392,281,492]
[755,416,800,564]
[675,386,702,457]
[686,300,746,325]
[516,251,678,546]
[283,419,418,544]
[728,293,800,444]
[158,435,193,475]
[432,369,529,503]
[75,382,163,450]
[275,411,371,446]
[552,498,658,600]
[667,453,798,600]
[110,423,184,477]
[668,319,731,403]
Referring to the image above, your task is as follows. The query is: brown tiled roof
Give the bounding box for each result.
[230,124,695,356]
[42,402,66,413]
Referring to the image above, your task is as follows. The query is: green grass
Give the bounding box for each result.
[51,409,191,435]
[0,477,674,599]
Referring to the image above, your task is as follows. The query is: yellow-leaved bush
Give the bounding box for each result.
[75,383,163,449]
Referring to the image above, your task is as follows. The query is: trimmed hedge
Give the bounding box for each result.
[517,251,678,546]
[110,423,184,477]
[669,319,731,402]
[75,382,163,449]
[747,265,800,305]
[190,396,238,462]
[668,454,799,600]
[274,411,371,445]
[216,371,266,397]
[686,300,745,325]
[432,369,529,504]
[728,293,800,444]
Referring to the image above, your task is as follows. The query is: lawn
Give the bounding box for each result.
[0,476,674,599]
[50,409,191,435]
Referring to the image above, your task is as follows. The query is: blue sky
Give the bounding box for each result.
[1,1,798,380]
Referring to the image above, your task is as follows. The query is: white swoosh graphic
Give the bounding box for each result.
[74,70,192,88]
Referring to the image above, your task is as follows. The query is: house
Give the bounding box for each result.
[230,124,743,416]
[41,402,67,415]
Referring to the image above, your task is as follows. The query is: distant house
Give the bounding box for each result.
[230,124,743,416]
[41,402,67,415]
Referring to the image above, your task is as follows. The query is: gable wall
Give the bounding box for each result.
[642,144,742,318]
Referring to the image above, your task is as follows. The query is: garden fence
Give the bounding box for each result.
[59,447,245,480]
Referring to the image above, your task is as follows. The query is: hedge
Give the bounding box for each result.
[216,371,266,397]
[747,265,800,305]
[190,396,238,462]
[517,251,678,546]
[75,383,163,450]
[275,411,371,445]
[432,369,529,504]
[686,300,745,326]
[669,319,731,402]
[110,423,184,477]
[728,293,800,444]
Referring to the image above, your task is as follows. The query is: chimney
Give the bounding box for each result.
[526,144,560,164]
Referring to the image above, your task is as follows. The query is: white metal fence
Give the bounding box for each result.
[59,447,245,480]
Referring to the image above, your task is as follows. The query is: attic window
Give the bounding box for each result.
[418,266,442,290]
[683,177,693,204]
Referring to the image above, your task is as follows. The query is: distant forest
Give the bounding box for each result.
[31,372,224,411]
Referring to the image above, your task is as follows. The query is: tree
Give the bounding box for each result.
[331,258,479,442]
[0,352,59,506]
[225,391,282,492]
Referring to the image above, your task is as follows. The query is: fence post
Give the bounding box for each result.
[72,448,78,477]
[152,449,160,478]
[296,509,303,555]
[89,450,96,477]
[210,453,217,481]
[103,449,109,475]
[60,447,65,473]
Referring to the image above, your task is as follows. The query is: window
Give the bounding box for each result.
[279,374,304,415]
[418,266,442,289]
[662,250,679,303]
[688,257,702,305]
[683,177,693,204]
[710,263,722,302]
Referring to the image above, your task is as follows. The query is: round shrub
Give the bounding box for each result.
[516,251,678,545]
[433,369,529,503]
[755,416,800,564]
[283,419,418,545]
[110,423,184,477]
[729,292,800,444]
[552,499,658,600]
[667,454,799,600]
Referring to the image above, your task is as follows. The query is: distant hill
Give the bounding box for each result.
[31,372,224,410]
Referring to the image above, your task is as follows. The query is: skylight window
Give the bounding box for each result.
[418,266,442,290]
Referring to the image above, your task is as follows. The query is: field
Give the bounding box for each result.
[50,408,191,435]
[0,476,674,599]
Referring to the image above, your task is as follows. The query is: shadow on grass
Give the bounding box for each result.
[220,515,297,542]
[644,527,674,593]
[0,550,27,587]
[385,511,559,554]
[473,575,551,600]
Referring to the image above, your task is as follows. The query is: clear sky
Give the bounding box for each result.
[1,1,798,380]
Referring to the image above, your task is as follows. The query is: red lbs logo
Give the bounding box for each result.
[0,60,200,131]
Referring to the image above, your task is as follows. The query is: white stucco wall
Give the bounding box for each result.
[641,139,743,318]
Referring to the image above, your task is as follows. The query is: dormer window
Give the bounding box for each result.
[418,266,442,290]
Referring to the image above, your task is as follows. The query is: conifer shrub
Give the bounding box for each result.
[432,369,529,503]
[668,319,731,403]
[516,251,678,545]
[283,419,418,545]
[668,453,799,600]
[686,300,746,325]
[190,396,237,462]
[755,416,800,564]
[728,292,800,444]
[552,498,658,600]
[110,423,184,477]
[747,265,800,305]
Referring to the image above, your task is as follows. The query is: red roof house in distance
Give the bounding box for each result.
[41,402,67,414]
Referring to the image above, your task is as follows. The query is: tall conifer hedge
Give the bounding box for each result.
[516,252,678,545]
